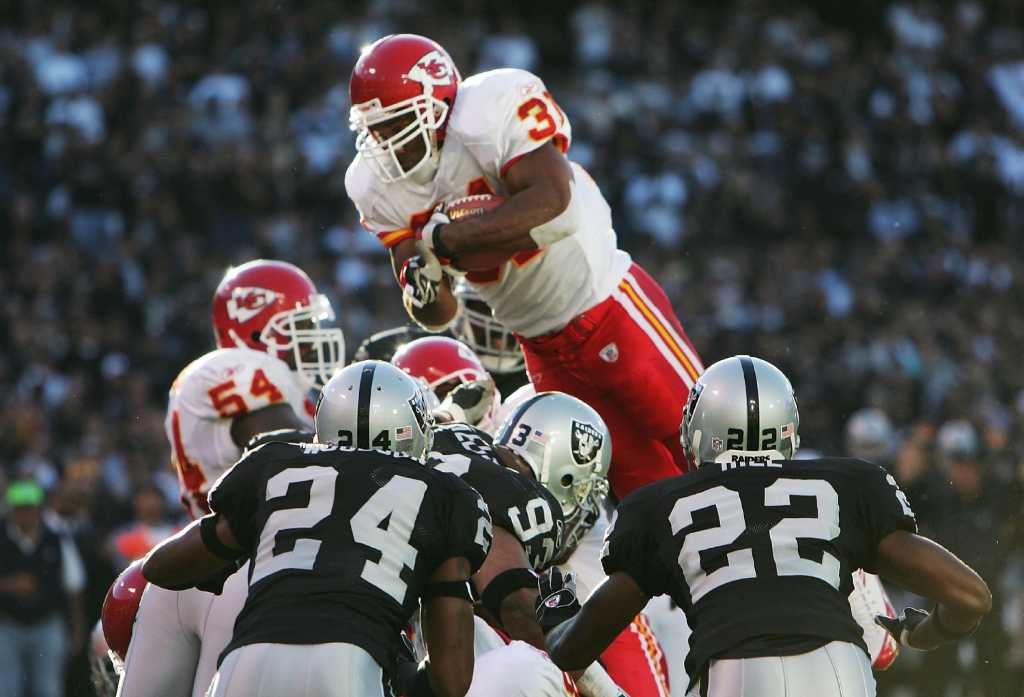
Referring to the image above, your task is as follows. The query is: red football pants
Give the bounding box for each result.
[601,614,671,697]
[520,263,704,498]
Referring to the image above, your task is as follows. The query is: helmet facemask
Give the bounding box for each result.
[558,475,609,560]
[454,288,525,374]
[259,294,345,388]
[351,94,448,184]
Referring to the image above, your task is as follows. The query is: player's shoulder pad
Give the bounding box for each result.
[344,153,376,205]
[244,428,315,453]
[449,68,546,138]
[435,421,494,441]
[784,456,883,479]
[173,347,289,392]
[425,461,486,497]
[615,476,678,523]
[235,438,302,464]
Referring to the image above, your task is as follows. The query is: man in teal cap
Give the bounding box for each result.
[0,479,86,697]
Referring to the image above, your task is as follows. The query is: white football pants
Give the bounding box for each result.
[207,642,383,697]
[117,563,248,697]
[685,641,875,697]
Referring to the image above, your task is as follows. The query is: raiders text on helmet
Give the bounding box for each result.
[314,360,434,459]
[680,355,800,467]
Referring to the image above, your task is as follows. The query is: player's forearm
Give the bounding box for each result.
[499,588,547,650]
[441,183,567,255]
[544,615,596,671]
[404,281,458,331]
[876,531,992,622]
[142,519,235,589]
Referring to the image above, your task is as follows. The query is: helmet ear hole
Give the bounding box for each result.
[560,474,573,487]
[250,331,261,344]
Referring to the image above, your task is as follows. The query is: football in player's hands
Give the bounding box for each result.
[444,194,514,272]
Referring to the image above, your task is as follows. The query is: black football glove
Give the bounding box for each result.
[535,566,581,633]
[400,255,444,309]
[875,607,929,648]
[438,379,496,426]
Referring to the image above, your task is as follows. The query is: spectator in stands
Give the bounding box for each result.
[0,480,86,697]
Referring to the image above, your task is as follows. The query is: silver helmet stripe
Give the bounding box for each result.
[356,362,376,449]
[739,355,759,451]
[495,392,547,447]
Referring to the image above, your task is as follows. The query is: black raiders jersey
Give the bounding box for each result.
[208,441,492,670]
[428,423,564,570]
[602,457,917,684]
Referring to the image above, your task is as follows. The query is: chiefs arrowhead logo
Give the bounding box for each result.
[408,50,453,88]
[226,287,283,323]
[570,420,604,466]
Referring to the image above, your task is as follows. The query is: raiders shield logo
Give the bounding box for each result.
[570,420,604,466]
[408,392,431,434]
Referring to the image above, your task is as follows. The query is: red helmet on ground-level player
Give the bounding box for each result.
[101,559,148,668]
[212,259,345,388]
[391,336,489,401]
[349,34,460,182]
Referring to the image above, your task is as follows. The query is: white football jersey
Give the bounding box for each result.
[165,347,313,518]
[346,68,632,338]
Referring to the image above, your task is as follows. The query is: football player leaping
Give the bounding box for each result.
[540,356,991,697]
[102,259,345,697]
[345,34,705,501]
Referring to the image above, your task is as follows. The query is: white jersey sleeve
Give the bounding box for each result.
[454,69,571,177]
[191,564,250,697]
[344,157,418,248]
[165,348,310,517]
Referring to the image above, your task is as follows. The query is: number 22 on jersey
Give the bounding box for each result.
[669,479,841,602]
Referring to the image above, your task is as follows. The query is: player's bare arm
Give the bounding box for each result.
[874,530,991,651]
[229,402,307,449]
[421,556,476,697]
[438,142,572,256]
[142,515,242,590]
[544,571,648,672]
[472,526,545,650]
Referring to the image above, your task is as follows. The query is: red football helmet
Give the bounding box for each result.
[212,259,345,388]
[349,34,461,182]
[101,559,148,669]
[391,336,490,401]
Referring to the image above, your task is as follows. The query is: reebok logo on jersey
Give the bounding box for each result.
[226,287,283,323]
[571,420,604,465]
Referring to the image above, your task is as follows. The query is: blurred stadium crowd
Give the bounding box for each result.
[1,1,1023,695]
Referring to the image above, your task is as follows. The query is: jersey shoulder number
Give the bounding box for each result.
[170,348,302,420]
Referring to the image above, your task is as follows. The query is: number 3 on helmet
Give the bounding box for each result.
[211,259,345,389]
[349,34,461,183]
